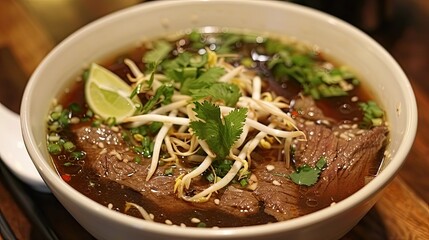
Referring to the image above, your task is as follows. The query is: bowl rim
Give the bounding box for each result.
[21,0,418,238]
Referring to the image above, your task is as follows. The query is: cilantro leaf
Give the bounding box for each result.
[190,101,247,160]
[180,67,225,95]
[141,85,174,114]
[289,157,327,186]
[190,83,241,107]
[163,52,192,70]
[143,40,173,63]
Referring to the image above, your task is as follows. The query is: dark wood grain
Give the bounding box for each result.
[0,0,428,239]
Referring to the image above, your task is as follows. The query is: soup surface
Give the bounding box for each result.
[46,30,388,228]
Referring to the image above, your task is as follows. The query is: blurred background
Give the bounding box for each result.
[0,0,428,239]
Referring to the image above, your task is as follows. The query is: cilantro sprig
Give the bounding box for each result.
[189,101,247,160]
[289,156,327,186]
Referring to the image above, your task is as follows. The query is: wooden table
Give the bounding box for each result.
[0,0,428,239]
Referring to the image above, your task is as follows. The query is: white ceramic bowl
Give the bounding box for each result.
[21,1,417,239]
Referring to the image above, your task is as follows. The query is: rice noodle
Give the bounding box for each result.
[146,110,177,181]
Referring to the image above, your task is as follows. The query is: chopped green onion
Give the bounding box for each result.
[48,143,62,155]
[359,101,385,128]
[105,117,117,126]
[48,134,61,142]
[371,118,383,126]
[205,172,215,182]
[164,167,174,176]
[63,141,76,152]
[134,156,142,164]
[239,178,249,187]
[50,112,61,121]
[70,151,86,160]
[48,122,61,132]
[69,103,81,113]
[82,69,90,81]
[148,122,163,134]
[197,222,207,228]
[85,109,94,118]
[58,109,71,127]
[92,119,102,127]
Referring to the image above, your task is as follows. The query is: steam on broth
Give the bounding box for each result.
[46,30,388,228]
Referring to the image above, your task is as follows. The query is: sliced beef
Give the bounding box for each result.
[252,123,387,221]
[70,123,265,225]
[291,96,333,122]
[72,123,191,211]
[219,186,260,217]
[248,96,388,221]
[252,161,300,221]
[296,124,388,205]
[292,95,388,201]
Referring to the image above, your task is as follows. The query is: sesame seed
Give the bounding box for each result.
[107,203,113,209]
[97,142,104,148]
[272,180,281,186]
[70,117,80,124]
[109,150,122,160]
[339,133,350,141]
[356,130,365,135]
[266,165,275,171]
[165,219,173,225]
[191,218,201,223]
[321,120,331,126]
[351,96,358,102]
[149,213,154,220]
[99,148,107,155]
[214,199,220,205]
[180,223,186,228]
[304,121,315,126]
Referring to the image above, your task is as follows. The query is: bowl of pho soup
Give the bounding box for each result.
[21,1,417,239]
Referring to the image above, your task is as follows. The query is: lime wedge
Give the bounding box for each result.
[85,63,141,122]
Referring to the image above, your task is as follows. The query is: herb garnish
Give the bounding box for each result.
[289,156,327,186]
[143,40,172,63]
[189,101,247,160]
[140,85,174,114]
[265,39,358,99]
[359,101,384,128]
